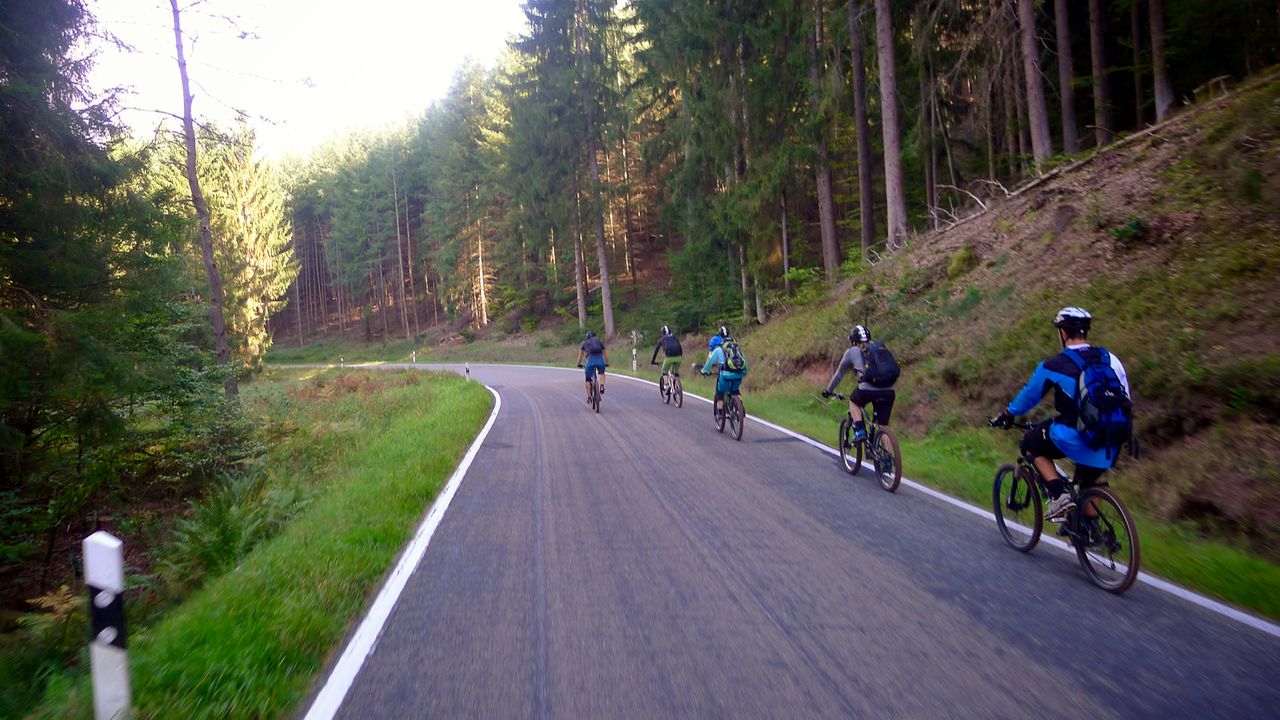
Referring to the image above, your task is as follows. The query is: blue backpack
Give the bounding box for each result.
[1063,347,1133,459]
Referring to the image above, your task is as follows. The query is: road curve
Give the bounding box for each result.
[322,364,1280,718]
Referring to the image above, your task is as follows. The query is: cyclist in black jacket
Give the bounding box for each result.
[650,325,683,379]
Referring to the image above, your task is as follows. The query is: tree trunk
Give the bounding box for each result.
[1054,0,1080,153]
[576,0,615,338]
[1149,0,1173,121]
[1131,0,1145,126]
[377,251,389,340]
[739,243,750,323]
[1013,48,1030,173]
[1088,0,1114,144]
[849,0,877,257]
[391,165,410,340]
[1019,0,1053,167]
[476,198,490,327]
[1003,63,1018,177]
[874,0,909,250]
[620,134,637,283]
[169,0,236,397]
[572,175,587,330]
[754,272,767,324]
[403,192,421,336]
[808,2,842,279]
[293,272,304,348]
[780,191,791,296]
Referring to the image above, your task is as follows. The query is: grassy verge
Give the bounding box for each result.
[613,368,1280,620]
[34,369,493,719]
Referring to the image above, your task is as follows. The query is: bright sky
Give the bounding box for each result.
[87,0,529,158]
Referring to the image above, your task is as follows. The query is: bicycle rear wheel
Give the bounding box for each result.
[728,395,744,441]
[993,464,1042,552]
[872,427,902,492]
[1074,487,1140,593]
[838,417,860,475]
[673,377,683,407]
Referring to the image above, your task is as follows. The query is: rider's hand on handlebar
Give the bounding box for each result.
[988,410,1014,429]
[821,389,832,399]
[577,363,584,368]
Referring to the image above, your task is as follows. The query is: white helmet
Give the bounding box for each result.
[1053,307,1092,334]
[849,324,869,344]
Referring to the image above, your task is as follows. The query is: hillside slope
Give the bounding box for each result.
[744,71,1280,560]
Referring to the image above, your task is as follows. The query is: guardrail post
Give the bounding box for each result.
[631,347,637,372]
[84,531,130,720]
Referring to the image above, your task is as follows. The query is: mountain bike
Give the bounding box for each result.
[578,363,603,413]
[990,420,1140,593]
[828,392,901,492]
[704,371,745,440]
[654,363,683,407]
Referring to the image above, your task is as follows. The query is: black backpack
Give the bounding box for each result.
[662,334,683,356]
[584,337,605,355]
[862,341,900,388]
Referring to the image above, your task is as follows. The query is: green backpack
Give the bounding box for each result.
[722,339,748,373]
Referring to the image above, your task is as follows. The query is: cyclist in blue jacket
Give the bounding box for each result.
[991,307,1131,519]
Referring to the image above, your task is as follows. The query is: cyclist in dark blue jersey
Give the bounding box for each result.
[576,330,609,404]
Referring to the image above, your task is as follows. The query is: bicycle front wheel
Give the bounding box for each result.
[873,427,902,492]
[673,377,683,408]
[1074,487,1140,593]
[992,464,1042,552]
[660,375,669,402]
[838,417,860,475]
[729,396,745,441]
[715,401,726,432]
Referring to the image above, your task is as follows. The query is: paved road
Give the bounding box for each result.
[329,364,1280,718]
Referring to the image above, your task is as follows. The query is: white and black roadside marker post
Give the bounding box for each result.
[411,350,417,364]
[84,531,131,720]
[465,362,470,380]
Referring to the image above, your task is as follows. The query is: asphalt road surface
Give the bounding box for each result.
[326,363,1280,718]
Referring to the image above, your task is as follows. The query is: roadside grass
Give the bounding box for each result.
[617,368,1280,621]
[33,369,493,719]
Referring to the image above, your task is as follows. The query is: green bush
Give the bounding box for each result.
[946,247,979,279]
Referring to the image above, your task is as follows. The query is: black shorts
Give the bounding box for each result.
[1020,422,1107,487]
[850,387,895,425]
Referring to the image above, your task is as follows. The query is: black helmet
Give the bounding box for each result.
[1052,307,1092,335]
[850,324,869,344]
[660,325,670,336]
[718,325,730,338]
[585,330,596,339]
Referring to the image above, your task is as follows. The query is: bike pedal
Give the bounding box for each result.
[1048,516,1066,524]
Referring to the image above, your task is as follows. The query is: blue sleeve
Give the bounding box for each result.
[701,347,723,374]
[1007,362,1051,416]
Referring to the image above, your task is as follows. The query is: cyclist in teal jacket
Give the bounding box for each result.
[700,327,747,420]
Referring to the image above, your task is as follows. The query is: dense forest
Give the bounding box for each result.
[276,0,1280,343]
[3,0,1279,657]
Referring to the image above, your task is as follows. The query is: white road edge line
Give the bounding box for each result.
[302,383,503,720]
[450,363,1280,640]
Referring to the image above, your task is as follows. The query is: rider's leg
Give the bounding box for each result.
[1022,424,1075,518]
[848,390,868,441]
[1074,465,1107,518]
